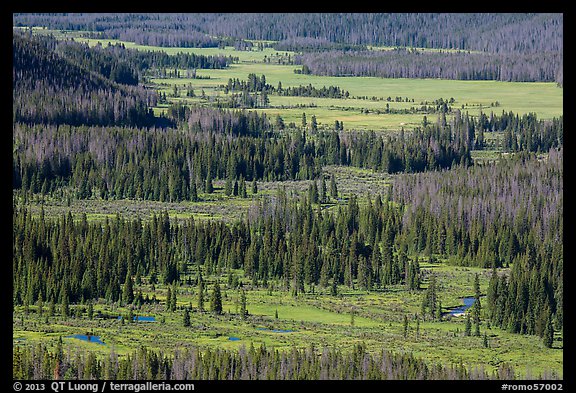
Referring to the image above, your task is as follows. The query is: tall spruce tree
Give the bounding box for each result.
[210,280,223,314]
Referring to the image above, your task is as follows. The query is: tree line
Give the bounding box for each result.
[296,48,562,83]
[13,341,526,380]
[13,14,562,85]
[14,13,562,55]
[13,113,475,201]
[14,109,562,203]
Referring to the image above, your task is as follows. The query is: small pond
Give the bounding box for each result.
[228,337,241,341]
[447,297,476,316]
[66,334,105,345]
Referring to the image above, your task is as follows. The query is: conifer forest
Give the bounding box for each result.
[12,13,563,387]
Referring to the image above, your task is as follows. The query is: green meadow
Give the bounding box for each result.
[13,263,563,378]
[65,34,563,130]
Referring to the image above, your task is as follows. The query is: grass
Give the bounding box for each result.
[13,263,563,378]
[21,27,563,131]
[17,166,392,222]
[154,65,562,131]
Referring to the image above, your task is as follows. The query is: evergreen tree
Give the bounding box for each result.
[330,174,338,199]
[224,176,233,196]
[473,273,481,336]
[170,286,177,311]
[239,176,247,198]
[210,280,223,314]
[465,314,472,336]
[331,275,338,296]
[197,273,205,312]
[166,287,172,312]
[183,307,190,327]
[240,289,248,319]
[61,292,70,319]
[543,315,554,348]
[48,298,55,317]
[205,173,214,194]
[122,273,134,305]
[190,177,198,201]
[403,315,409,338]
[275,114,285,129]
[309,181,319,204]
[473,301,481,336]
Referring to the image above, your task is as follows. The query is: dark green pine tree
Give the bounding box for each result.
[330,174,338,199]
[422,274,438,319]
[170,285,177,312]
[465,313,472,336]
[309,181,319,204]
[225,156,235,196]
[436,300,443,321]
[224,176,233,197]
[210,280,223,314]
[87,302,94,320]
[330,275,338,296]
[48,297,55,317]
[205,173,214,194]
[473,273,481,336]
[183,307,191,327]
[311,115,318,131]
[240,289,248,319]
[61,291,70,319]
[166,287,172,312]
[543,314,554,348]
[190,177,198,201]
[473,301,481,336]
[197,272,205,312]
[122,272,134,305]
[403,315,409,339]
[239,176,247,198]
[252,178,258,194]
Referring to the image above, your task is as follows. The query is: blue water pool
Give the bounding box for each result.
[66,334,105,345]
[447,297,476,316]
[117,315,156,322]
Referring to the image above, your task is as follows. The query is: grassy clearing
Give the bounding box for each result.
[22,28,563,130]
[17,166,392,222]
[14,263,563,378]
[154,65,562,131]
